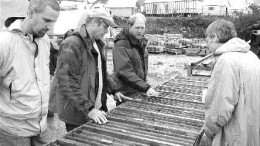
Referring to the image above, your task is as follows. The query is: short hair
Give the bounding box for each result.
[28,0,60,13]
[128,13,146,27]
[206,19,237,43]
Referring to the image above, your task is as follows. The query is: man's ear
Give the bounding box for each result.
[213,33,219,43]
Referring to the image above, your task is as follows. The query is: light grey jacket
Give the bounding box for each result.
[0,28,50,136]
[204,38,260,146]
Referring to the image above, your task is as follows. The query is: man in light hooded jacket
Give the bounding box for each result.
[0,0,60,145]
[203,19,260,146]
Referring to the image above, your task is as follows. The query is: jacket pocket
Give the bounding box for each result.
[0,76,13,102]
[89,86,95,102]
[9,82,12,101]
[63,97,71,111]
[132,49,141,68]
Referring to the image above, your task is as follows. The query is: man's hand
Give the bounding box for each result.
[114,92,132,102]
[87,108,107,124]
[146,88,159,97]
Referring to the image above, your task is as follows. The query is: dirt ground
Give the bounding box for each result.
[46,49,204,143]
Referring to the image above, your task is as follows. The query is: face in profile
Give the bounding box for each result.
[30,6,59,38]
[206,35,219,54]
[129,17,145,40]
[92,19,109,40]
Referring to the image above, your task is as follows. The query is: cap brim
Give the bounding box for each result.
[103,18,118,28]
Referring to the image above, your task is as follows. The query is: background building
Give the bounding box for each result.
[144,0,204,17]
[106,0,138,17]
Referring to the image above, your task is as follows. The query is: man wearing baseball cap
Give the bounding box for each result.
[76,9,117,31]
[55,9,130,132]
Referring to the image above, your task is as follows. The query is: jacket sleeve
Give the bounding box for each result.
[57,40,93,114]
[0,32,11,84]
[113,42,150,92]
[0,34,6,84]
[203,56,239,138]
[106,73,119,95]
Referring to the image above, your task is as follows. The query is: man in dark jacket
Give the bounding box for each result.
[56,10,129,132]
[113,13,158,98]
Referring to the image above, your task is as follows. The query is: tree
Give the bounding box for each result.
[232,3,260,41]
[248,3,260,13]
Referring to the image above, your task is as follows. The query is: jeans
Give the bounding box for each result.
[0,128,50,146]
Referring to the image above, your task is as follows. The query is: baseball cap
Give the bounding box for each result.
[89,10,118,28]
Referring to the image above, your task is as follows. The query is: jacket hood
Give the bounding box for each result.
[114,29,137,44]
[215,38,250,55]
[114,29,147,48]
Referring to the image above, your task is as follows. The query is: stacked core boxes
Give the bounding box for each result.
[48,76,209,146]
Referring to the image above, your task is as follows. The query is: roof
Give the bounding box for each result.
[106,0,138,8]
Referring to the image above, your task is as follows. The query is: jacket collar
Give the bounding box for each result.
[123,29,139,46]
[116,29,148,49]
[214,38,250,55]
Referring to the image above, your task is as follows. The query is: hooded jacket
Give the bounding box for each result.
[113,29,150,97]
[204,38,260,146]
[0,21,50,136]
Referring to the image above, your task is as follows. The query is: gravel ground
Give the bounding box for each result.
[46,49,206,143]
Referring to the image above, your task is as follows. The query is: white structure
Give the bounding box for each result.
[143,0,204,16]
[203,5,228,15]
[203,0,256,16]
[203,0,228,15]
[106,0,138,17]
